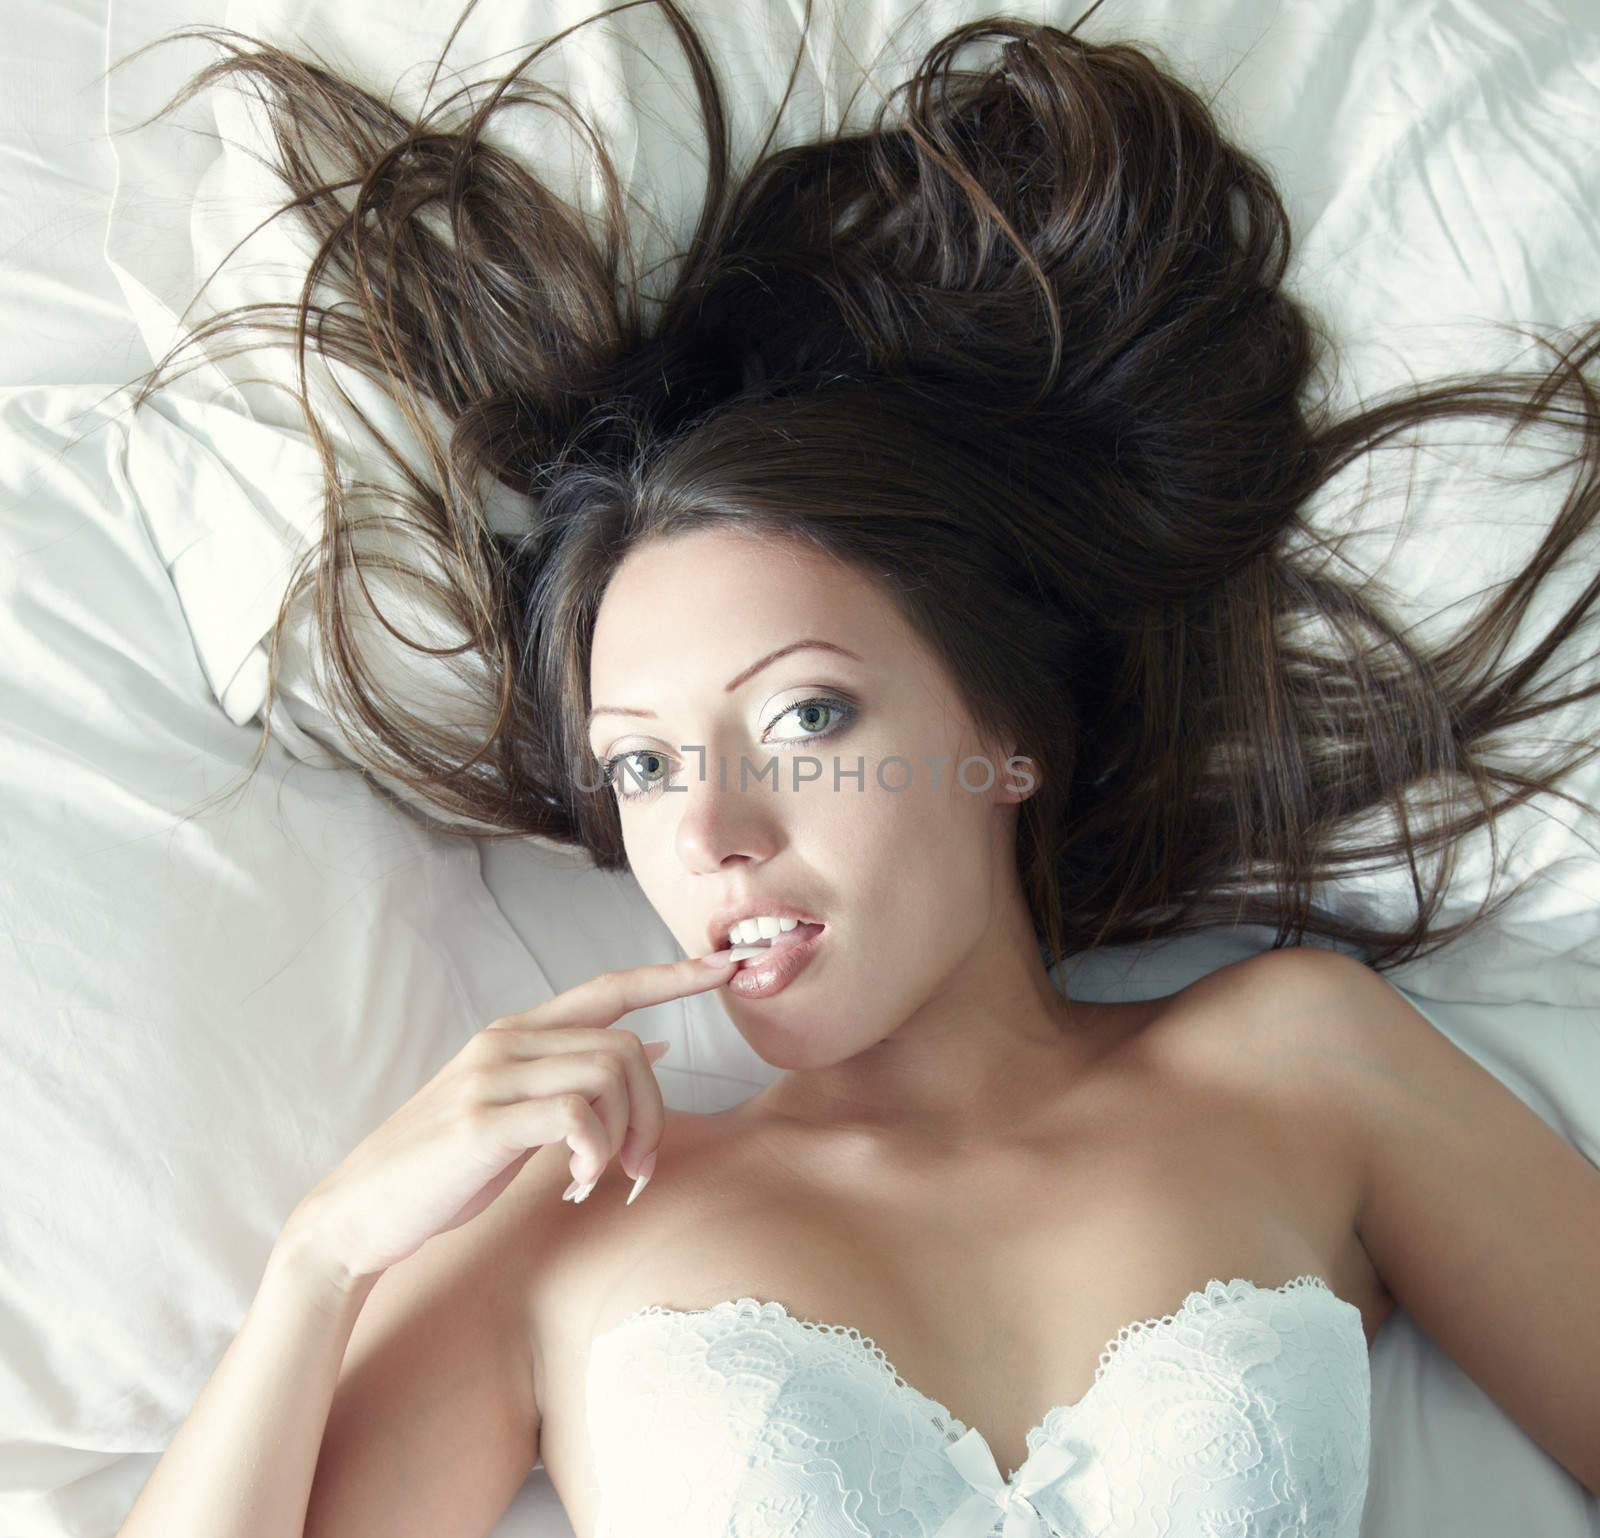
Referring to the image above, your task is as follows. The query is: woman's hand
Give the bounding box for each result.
[285,951,737,1285]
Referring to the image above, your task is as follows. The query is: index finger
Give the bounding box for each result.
[502,949,737,1035]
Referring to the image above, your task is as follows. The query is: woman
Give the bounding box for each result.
[111,2,1600,1535]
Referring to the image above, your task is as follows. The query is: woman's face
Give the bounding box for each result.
[585,525,1042,1091]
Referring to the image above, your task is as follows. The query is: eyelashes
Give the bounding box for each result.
[599,695,857,802]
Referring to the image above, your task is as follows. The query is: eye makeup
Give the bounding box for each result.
[598,692,858,801]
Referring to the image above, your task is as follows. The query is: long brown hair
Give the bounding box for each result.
[108,0,1600,974]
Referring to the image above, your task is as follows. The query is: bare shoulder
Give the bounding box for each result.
[1138,944,1381,1107]
[1170,944,1600,1494]
[1131,944,1396,1324]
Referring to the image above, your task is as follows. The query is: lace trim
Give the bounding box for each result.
[600,1273,1335,1412]
[1090,1274,1330,1381]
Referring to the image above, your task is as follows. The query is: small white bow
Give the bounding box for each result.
[929,1426,1082,1538]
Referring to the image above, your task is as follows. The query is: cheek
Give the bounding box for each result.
[831,773,991,890]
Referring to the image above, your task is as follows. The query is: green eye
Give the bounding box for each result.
[602,695,856,803]
[788,701,834,735]
[601,749,671,797]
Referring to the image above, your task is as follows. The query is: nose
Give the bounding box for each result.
[674,759,786,872]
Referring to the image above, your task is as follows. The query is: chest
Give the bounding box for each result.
[528,1047,1382,1537]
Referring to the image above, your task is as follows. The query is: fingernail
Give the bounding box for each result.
[562,1176,582,1200]
[566,1176,597,1204]
[626,1149,658,1206]
[699,947,735,965]
[642,1039,673,1062]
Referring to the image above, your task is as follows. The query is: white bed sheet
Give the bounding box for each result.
[1,1,1597,1535]
[0,0,149,390]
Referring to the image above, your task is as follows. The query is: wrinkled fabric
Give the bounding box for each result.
[585,1276,1370,1537]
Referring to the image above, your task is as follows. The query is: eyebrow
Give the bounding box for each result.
[586,638,864,731]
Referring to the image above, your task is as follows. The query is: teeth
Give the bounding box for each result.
[727,914,800,947]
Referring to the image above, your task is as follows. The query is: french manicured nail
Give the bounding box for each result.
[563,1176,597,1202]
[699,947,735,965]
[626,1149,658,1206]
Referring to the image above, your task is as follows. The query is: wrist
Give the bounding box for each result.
[272,1204,380,1303]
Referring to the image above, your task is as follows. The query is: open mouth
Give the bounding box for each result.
[724,921,829,999]
[727,921,826,961]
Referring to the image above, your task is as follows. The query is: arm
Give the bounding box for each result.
[115,1135,555,1538]
[1240,946,1600,1498]
[115,1221,380,1538]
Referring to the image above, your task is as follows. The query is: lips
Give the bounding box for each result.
[725,921,829,999]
